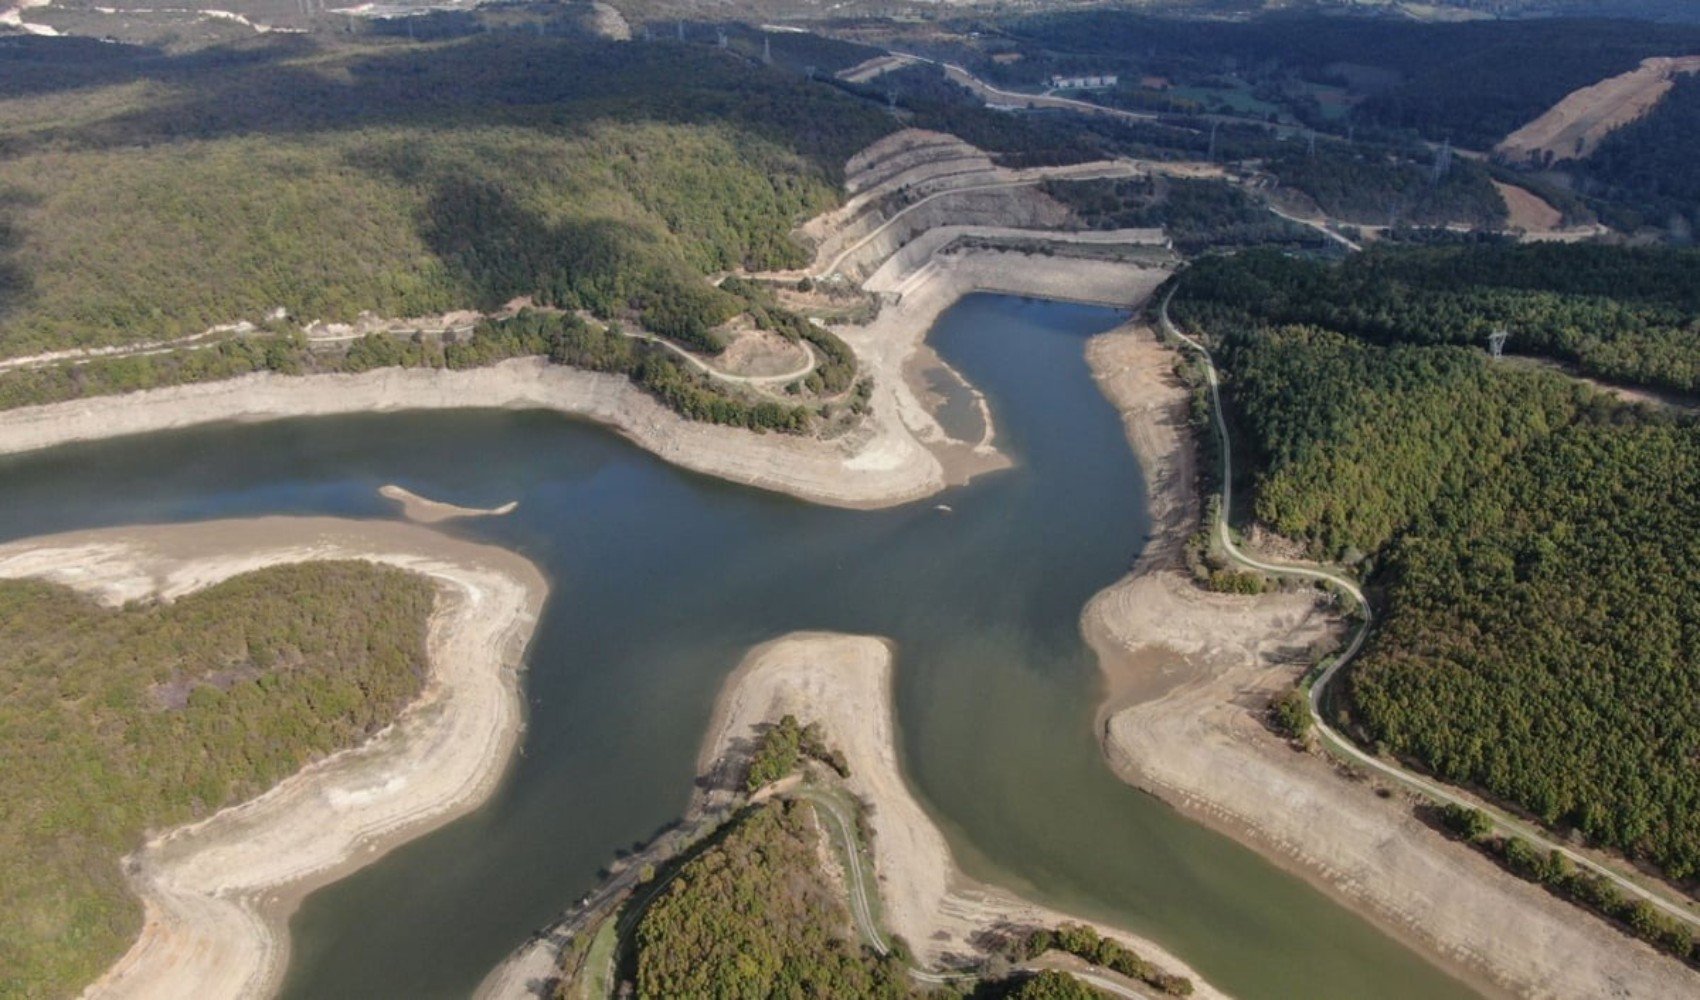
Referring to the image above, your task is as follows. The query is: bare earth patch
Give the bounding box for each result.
[1498,56,1700,164]
[0,518,545,1000]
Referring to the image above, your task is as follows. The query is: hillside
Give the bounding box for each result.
[1170,247,1700,887]
[0,562,436,999]
[628,799,914,999]
[0,34,893,358]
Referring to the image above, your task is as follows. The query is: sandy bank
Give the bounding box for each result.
[0,517,546,1000]
[846,248,1170,488]
[1081,324,1700,999]
[381,483,519,523]
[0,358,947,511]
[700,631,1228,1000]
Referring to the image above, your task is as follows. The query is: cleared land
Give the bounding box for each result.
[1498,56,1700,163]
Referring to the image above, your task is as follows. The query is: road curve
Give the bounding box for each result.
[1157,287,1700,933]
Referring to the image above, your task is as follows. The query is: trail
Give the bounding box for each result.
[1158,286,1700,934]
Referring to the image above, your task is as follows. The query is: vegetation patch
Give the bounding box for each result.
[745,713,851,792]
[1172,247,1700,885]
[0,562,435,1000]
[1434,805,1699,967]
[628,799,911,998]
[1022,924,1193,996]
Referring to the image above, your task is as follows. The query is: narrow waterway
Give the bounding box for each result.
[0,294,1473,999]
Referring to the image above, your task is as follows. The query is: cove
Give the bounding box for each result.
[0,294,1472,999]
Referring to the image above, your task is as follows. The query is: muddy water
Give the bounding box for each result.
[0,294,1473,999]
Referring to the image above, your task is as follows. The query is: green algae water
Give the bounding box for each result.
[0,294,1473,999]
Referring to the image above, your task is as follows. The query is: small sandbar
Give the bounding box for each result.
[380,483,519,524]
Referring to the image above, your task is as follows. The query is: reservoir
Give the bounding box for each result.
[0,294,1472,999]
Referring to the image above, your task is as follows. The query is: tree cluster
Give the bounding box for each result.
[1023,925,1193,996]
[631,800,911,999]
[0,563,435,999]
[1172,247,1700,885]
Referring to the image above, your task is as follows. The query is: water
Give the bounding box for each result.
[0,294,1472,999]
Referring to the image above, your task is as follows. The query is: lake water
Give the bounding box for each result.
[0,294,1473,999]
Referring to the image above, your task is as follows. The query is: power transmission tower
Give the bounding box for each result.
[1432,139,1453,185]
[716,27,727,49]
[1488,328,1510,360]
[1307,129,1317,157]
[1207,120,1219,162]
[676,20,684,41]
[762,36,772,65]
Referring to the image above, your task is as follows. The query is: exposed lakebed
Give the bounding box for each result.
[0,294,1472,999]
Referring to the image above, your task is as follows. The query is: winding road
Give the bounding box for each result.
[1158,287,1700,934]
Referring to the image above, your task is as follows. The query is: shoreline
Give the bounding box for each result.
[1079,322,1700,999]
[698,631,1229,999]
[0,518,547,1000]
[0,251,1165,514]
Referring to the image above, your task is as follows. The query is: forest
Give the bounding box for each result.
[1171,245,1700,882]
[0,34,896,358]
[1263,147,1507,229]
[0,562,436,1000]
[1173,246,1700,393]
[629,799,913,999]
[1579,72,1700,234]
[991,12,1700,148]
[1041,176,1323,253]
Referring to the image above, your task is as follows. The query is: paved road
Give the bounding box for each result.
[1158,287,1700,933]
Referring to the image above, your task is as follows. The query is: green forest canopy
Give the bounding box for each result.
[0,561,436,999]
[1172,245,1700,880]
[1174,245,1700,394]
[0,35,895,358]
[631,799,912,999]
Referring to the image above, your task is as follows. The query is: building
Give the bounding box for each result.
[1050,74,1118,90]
